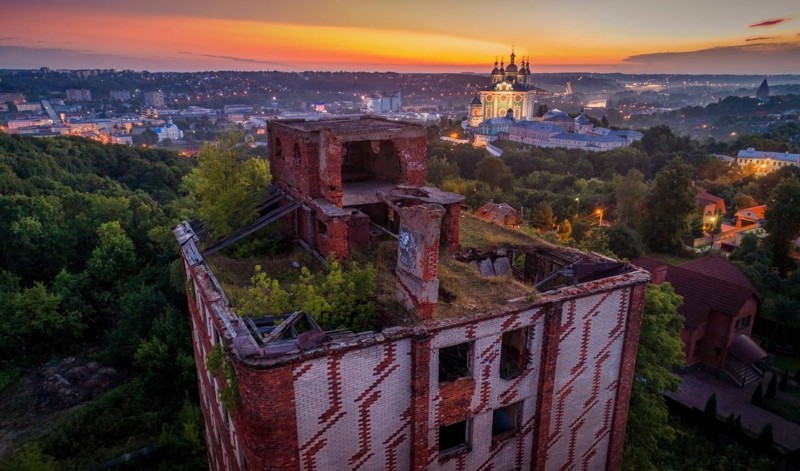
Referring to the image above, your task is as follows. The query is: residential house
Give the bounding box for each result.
[633,255,765,386]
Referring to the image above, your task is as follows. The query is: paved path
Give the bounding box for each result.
[667,368,800,451]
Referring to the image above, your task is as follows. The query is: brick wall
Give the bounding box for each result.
[293,340,414,471]
[544,288,634,471]
[424,308,546,471]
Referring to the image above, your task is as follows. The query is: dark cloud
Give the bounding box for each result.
[0,37,17,41]
[745,36,777,42]
[623,43,800,74]
[177,51,288,67]
[749,18,787,28]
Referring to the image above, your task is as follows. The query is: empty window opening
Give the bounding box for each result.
[500,327,529,380]
[439,419,470,454]
[274,137,282,157]
[492,401,522,441]
[694,340,703,358]
[342,140,401,183]
[439,342,472,383]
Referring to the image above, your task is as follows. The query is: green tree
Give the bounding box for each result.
[641,158,695,252]
[475,157,514,192]
[86,221,136,285]
[0,444,56,471]
[532,201,555,230]
[623,283,685,471]
[614,169,648,229]
[763,176,800,275]
[606,223,644,260]
[182,131,272,238]
[733,193,757,211]
[426,156,459,186]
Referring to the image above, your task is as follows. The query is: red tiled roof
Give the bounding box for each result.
[632,255,759,330]
[681,255,759,295]
[697,191,726,212]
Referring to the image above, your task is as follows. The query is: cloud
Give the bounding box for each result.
[749,18,788,28]
[623,42,800,74]
[745,36,777,42]
[0,37,17,41]
[178,51,288,67]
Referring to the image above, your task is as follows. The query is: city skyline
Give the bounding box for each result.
[1,0,798,74]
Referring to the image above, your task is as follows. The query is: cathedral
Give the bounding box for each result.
[468,48,537,128]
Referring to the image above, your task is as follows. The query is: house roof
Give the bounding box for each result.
[680,255,759,294]
[632,255,759,330]
[735,205,766,221]
[697,191,726,213]
[737,148,799,164]
[475,202,521,226]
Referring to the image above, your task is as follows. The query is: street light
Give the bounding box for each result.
[595,209,603,227]
[575,197,580,218]
[709,216,717,251]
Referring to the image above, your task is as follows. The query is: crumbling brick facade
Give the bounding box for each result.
[176,117,651,471]
[266,117,461,259]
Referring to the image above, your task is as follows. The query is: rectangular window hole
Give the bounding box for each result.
[439,342,472,383]
[492,401,522,441]
[500,327,529,380]
[439,419,470,453]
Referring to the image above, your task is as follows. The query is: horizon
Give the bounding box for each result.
[1,0,798,75]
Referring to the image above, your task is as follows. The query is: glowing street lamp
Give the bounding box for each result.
[595,209,603,226]
[575,197,580,218]
[709,215,717,250]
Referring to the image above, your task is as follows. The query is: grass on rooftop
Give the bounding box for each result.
[204,214,547,327]
[459,213,548,251]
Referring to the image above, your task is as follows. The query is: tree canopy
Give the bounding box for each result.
[182,132,272,238]
[623,283,685,470]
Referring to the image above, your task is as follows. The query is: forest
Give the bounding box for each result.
[0,133,204,470]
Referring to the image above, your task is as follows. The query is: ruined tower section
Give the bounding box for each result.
[395,203,445,320]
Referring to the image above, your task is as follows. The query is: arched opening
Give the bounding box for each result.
[274,137,282,157]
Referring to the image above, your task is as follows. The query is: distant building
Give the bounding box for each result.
[475,201,522,229]
[224,104,254,114]
[466,49,536,131]
[14,102,42,112]
[736,148,799,175]
[366,92,402,113]
[143,91,166,108]
[66,89,92,102]
[110,134,133,145]
[696,191,726,231]
[464,52,640,151]
[0,92,26,103]
[110,90,132,101]
[505,110,641,152]
[153,118,183,142]
[756,78,769,100]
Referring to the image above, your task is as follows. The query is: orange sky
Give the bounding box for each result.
[1,1,798,73]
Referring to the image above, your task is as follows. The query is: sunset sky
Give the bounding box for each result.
[1,0,798,74]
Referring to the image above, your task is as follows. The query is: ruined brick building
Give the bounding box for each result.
[174,117,650,471]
